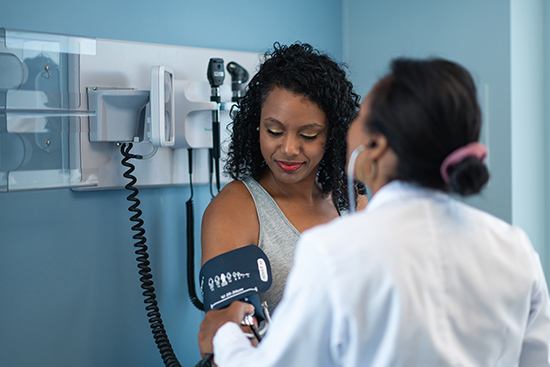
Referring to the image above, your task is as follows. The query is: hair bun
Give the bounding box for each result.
[447,157,489,196]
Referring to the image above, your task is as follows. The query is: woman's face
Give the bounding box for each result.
[259,86,328,185]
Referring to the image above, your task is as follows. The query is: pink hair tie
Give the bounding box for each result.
[440,142,487,184]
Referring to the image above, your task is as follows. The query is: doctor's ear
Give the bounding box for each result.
[367,133,390,160]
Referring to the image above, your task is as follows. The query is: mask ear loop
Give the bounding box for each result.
[347,144,367,214]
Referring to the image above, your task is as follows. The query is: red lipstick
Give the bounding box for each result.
[276,161,304,173]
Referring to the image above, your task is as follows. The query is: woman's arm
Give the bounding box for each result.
[201,180,260,266]
[199,180,263,356]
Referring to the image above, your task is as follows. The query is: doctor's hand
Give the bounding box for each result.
[198,301,255,358]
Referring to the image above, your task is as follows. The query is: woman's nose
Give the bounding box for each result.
[281,134,300,156]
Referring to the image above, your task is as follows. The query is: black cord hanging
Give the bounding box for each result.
[187,149,205,311]
[120,143,181,367]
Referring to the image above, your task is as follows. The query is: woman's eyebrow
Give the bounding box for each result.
[263,117,325,129]
[263,117,282,125]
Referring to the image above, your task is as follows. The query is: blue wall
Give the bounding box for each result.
[1,0,344,58]
[344,0,513,224]
[343,0,549,267]
[0,1,343,366]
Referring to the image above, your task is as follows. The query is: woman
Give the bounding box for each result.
[198,57,550,366]
[201,42,364,315]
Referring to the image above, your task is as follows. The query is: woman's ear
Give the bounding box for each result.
[367,133,389,161]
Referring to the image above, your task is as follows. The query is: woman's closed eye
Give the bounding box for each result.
[267,128,284,137]
[301,133,319,141]
[266,127,321,140]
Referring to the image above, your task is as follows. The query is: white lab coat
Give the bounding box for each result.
[213,181,550,366]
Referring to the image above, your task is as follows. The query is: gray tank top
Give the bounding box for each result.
[241,176,301,314]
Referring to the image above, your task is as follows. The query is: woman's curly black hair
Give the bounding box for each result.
[224,42,364,211]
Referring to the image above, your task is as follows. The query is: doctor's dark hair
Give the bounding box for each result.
[366,57,489,196]
[224,42,363,210]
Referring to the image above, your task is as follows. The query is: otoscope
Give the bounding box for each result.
[207,58,225,194]
[226,61,249,102]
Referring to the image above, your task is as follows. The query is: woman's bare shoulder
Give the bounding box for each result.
[201,180,260,265]
[202,180,257,219]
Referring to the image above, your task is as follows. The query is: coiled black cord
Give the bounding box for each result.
[187,149,205,311]
[120,143,181,367]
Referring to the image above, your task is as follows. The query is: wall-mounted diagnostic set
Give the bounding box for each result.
[0,28,260,367]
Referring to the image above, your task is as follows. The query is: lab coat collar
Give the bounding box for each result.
[365,180,449,212]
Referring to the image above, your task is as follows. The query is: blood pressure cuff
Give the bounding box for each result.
[199,245,272,321]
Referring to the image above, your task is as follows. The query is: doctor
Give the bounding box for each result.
[198,57,550,366]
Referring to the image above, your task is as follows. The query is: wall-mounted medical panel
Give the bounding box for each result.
[0,29,259,192]
[76,38,260,190]
[0,28,97,192]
